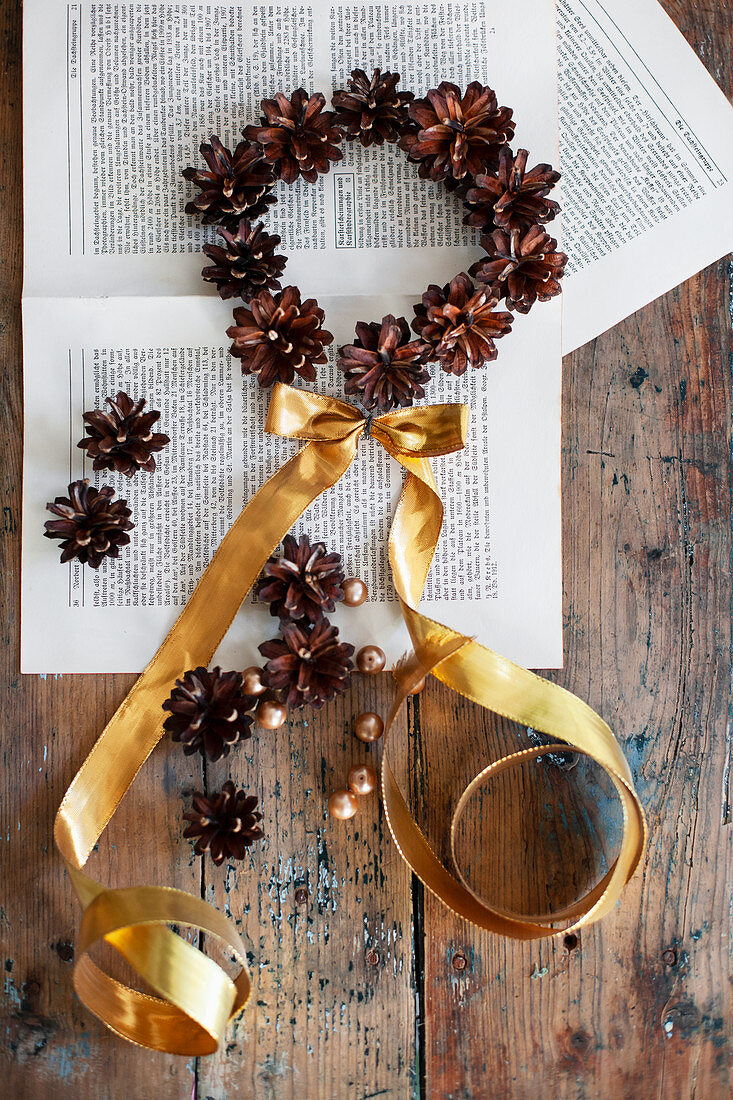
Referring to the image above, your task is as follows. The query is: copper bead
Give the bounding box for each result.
[242,665,267,696]
[407,677,426,695]
[342,577,368,607]
[356,645,386,674]
[256,698,287,729]
[347,764,378,796]
[354,712,384,742]
[328,788,359,820]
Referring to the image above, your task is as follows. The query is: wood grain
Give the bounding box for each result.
[1,0,731,1096]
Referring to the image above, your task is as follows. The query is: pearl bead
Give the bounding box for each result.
[407,677,426,695]
[342,577,368,607]
[256,698,287,729]
[354,712,384,742]
[347,764,378,796]
[356,645,386,674]
[328,789,359,820]
[242,666,267,696]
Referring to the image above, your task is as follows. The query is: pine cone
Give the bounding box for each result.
[398,81,514,181]
[163,666,256,761]
[44,480,134,568]
[183,781,263,865]
[338,315,432,412]
[464,148,561,233]
[227,286,333,387]
[77,391,170,477]
[202,218,287,301]
[257,533,345,623]
[332,68,413,147]
[183,137,277,227]
[259,618,354,709]
[412,273,514,376]
[471,226,568,314]
[244,90,343,184]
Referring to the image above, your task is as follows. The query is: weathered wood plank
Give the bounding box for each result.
[196,675,416,1099]
[418,258,733,1098]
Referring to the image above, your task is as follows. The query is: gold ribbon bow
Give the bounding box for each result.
[55,383,645,1055]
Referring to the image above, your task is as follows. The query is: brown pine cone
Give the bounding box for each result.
[338,315,432,413]
[227,286,333,387]
[183,781,263,865]
[163,666,256,761]
[332,68,413,147]
[44,480,133,568]
[202,219,287,301]
[77,391,170,477]
[398,81,514,181]
[183,137,277,227]
[471,226,568,314]
[257,534,345,623]
[259,618,354,709]
[412,273,514,376]
[464,148,561,233]
[244,90,343,184]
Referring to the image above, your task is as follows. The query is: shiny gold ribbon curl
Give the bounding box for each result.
[55,383,646,1054]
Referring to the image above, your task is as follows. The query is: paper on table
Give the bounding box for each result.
[559,0,733,352]
[21,0,563,673]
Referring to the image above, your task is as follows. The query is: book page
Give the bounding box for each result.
[21,294,562,672]
[559,0,733,352]
[21,0,563,673]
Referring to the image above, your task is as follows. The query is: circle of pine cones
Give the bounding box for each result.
[182,69,567,409]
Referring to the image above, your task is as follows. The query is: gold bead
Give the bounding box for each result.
[356,645,386,674]
[354,712,384,742]
[256,698,287,729]
[347,764,378,796]
[342,577,368,607]
[407,677,426,695]
[328,788,359,820]
[242,666,267,696]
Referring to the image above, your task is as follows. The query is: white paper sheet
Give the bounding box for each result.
[559,0,733,352]
[21,0,564,673]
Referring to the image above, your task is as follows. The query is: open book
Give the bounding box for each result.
[21,0,733,674]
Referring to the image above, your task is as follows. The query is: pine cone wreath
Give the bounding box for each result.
[412,273,514,375]
[338,315,432,412]
[259,618,354,709]
[184,781,263,865]
[77,391,170,477]
[332,68,413,147]
[257,534,345,623]
[163,666,256,761]
[227,286,333,387]
[183,136,277,227]
[464,148,561,233]
[202,218,287,301]
[244,90,343,184]
[470,226,568,314]
[398,81,514,181]
[44,480,133,568]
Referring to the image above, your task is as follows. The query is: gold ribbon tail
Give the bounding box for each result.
[379,431,647,937]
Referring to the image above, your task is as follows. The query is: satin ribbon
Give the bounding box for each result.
[55,383,645,1054]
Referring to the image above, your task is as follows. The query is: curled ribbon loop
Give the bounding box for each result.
[56,383,645,1054]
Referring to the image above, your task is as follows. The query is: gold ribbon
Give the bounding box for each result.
[55,383,645,1054]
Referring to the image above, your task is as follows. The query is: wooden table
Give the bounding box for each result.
[2,2,731,1096]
